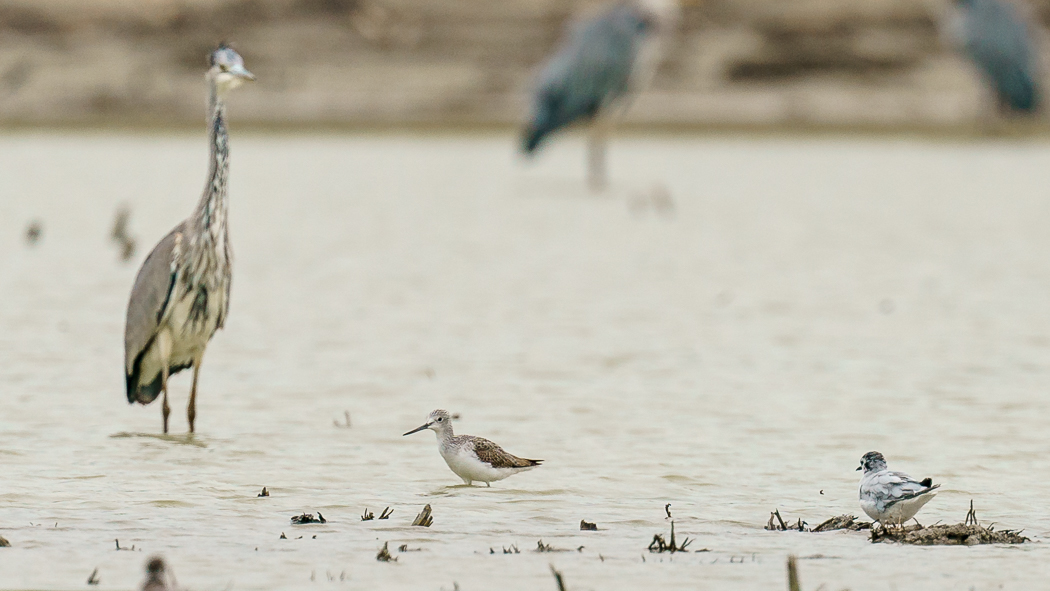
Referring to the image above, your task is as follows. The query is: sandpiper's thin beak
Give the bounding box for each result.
[230,64,256,81]
[403,422,432,436]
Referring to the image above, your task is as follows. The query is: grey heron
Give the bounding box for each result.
[948,0,1040,114]
[522,1,675,190]
[124,44,254,434]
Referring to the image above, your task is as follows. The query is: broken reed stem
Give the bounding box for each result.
[549,565,567,591]
[787,555,800,591]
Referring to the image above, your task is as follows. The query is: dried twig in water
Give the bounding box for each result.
[965,499,978,526]
[333,411,352,428]
[580,520,597,531]
[291,512,326,525]
[376,541,397,562]
[786,555,800,591]
[114,539,136,551]
[412,504,433,527]
[765,509,807,532]
[0,536,9,547]
[398,544,421,552]
[550,564,567,591]
[379,507,393,519]
[648,521,692,553]
[664,504,672,519]
[361,508,374,521]
[280,532,287,539]
[110,206,136,261]
[86,568,99,586]
[257,487,269,497]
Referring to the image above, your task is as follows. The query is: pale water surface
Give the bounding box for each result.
[1,133,1049,590]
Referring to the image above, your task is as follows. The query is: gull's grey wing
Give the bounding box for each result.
[124,222,185,393]
[471,437,542,469]
[865,470,939,506]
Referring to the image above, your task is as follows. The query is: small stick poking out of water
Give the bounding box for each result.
[412,504,433,527]
[550,565,567,591]
[86,568,99,586]
[361,508,374,521]
[648,521,692,553]
[376,542,397,562]
[333,411,351,428]
[258,487,269,497]
[379,507,393,519]
[110,205,136,262]
[965,499,977,526]
[786,555,800,591]
[664,504,672,519]
[24,220,42,246]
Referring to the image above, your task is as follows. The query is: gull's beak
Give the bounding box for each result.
[230,64,256,81]
[403,422,432,436]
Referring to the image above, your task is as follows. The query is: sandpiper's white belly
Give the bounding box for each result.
[440,446,522,485]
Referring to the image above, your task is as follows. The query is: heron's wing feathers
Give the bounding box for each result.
[962,0,1039,110]
[124,222,185,375]
[470,437,542,469]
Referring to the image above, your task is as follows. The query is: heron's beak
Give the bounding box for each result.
[856,466,862,471]
[230,64,256,82]
[403,422,432,436]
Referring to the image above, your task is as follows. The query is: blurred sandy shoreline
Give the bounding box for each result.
[2,0,1050,131]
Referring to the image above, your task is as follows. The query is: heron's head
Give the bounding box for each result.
[857,451,888,474]
[208,44,255,94]
[403,409,453,436]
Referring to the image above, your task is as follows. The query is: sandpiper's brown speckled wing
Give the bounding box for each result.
[470,437,542,469]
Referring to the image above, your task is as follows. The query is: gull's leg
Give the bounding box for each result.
[486,482,491,488]
[188,354,203,433]
[587,121,608,192]
[157,330,172,434]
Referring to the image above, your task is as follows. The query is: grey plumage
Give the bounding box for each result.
[857,451,940,526]
[950,0,1040,113]
[124,44,254,433]
[523,3,652,154]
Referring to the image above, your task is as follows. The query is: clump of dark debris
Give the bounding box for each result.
[291,512,326,525]
[0,535,10,547]
[376,541,396,562]
[257,487,269,497]
[766,509,871,532]
[766,501,1028,546]
[648,521,691,553]
[580,520,597,531]
[871,502,1027,545]
[812,514,871,532]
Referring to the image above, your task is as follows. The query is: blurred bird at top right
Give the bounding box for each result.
[944,0,1041,116]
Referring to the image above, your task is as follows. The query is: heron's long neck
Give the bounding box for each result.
[194,80,230,244]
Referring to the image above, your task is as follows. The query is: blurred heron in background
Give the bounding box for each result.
[124,45,254,434]
[946,0,1041,115]
[522,0,678,190]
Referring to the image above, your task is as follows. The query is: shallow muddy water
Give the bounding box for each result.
[1,132,1049,590]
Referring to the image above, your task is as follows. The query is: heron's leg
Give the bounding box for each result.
[157,330,172,434]
[485,482,491,488]
[188,354,203,433]
[587,121,609,192]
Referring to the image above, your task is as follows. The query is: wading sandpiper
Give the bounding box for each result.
[403,409,542,486]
